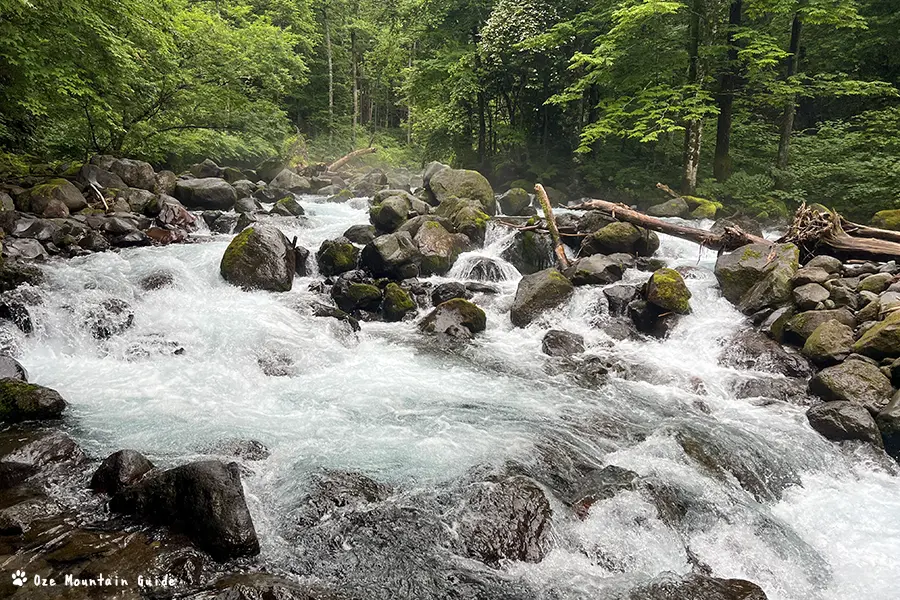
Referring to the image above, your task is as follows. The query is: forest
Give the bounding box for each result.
[1,0,898,222]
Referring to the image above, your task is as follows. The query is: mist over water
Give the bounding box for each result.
[12,197,900,599]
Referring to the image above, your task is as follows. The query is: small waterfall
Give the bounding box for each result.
[447,222,521,282]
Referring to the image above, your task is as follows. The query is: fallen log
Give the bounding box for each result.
[327,147,376,172]
[535,184,570,270]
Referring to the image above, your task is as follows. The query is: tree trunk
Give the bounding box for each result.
[328,147,377,172]
[776,13,802,189]
[681,0,704,194]
[713,0,742,182]
[324,10,334,146]
[351,28,358,148]
[535,184,570,270]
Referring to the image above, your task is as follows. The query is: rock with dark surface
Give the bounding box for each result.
[809,359,894,412]
[427,168,495,215]
[431,282,471,306]
[414,220,469,275]
[79,163,127,191]
[343,224,377,245]
[720,329,813,378]
[784,308,857,344]
[501,230,555,276]
[360,232,422,279]
[370,193,412,233]
[455,476,551,565]
[175,178,237,210]
[220,224,296,292]
[733,376,812,404]
[433,196,491,246]
[90,449,155,495]
[293,470,392,527]
[792,266,831,286]
[331,280,383,313]
[568,255,624,286]
[627,299,679,339]
[714,243,799,313]
[853,310,900,359]
[86,297,134,339]
[0,357,27,381]
[203,439,271,461]
[419,298,486,339]
[3,238,49,261]
[806,401,883,447]
[802,320,854,366]
[0,300,32,333]
[646,268,691,314]
[541,330,585,357]
[109,460,259,561]
[270,195,306,217]
[876,391,900,459]
[580,222,660,257]
[630,573,768,600]
[140,270,175,290]
[604,284,639,316]
[806,254,843,273]
[16,178,85,215]
[382,283,416,322]
[498,188,531,216]
[0,380,66,422]
[316,238,360,277]
[646,197,689,218]
[510,268,574,327]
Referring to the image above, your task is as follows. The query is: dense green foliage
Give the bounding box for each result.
[2,0,898,219]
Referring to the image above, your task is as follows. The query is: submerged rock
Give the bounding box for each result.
[110,460,259,561]
[541,329,585,357]
[87,297,134,339]
[510,268,574,327]
[220,224,296,292]
[630,572,768,600]
[0,356,27,381]
[419,298,486,339]
[90,449,155,495]
[0,380,67,422]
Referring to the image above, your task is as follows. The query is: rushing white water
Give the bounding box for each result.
[9,196,900,599]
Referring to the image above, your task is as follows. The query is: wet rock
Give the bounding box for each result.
[414,220,469,276]
[204,439,270,461]
[802,320,854,366]
[343,224,376,245]
[720,329,813,378]
[876,391,900,459]
[419,298,486,339]
[233,195,260,213]
[541,329,585,357]
[627,299,678,339]
[733,376,812,404]
[0,381,66,423]
[0,460,36,489]
[568,465,639,517]
[431,282,470,306]
[360,232,422,279]
[175,178,237,210]
[568,255,624,286]
[498,188,531,216]
[90,449,155,495]
[4,238,49,261]
[784,308,856,345]
[270,195,306,217]
[427,168,495,215]
[630,572,768,600]
[497,230,553,276]
[580,222,659,257]
[455,475,551,565]
[310,301,361,332]
[382,283,416,322]
[220,224,296,292]
[809,359,894,412]
[0,356,27,381]
[646,197,689,218]
[433,196,490,246]
[110,460,259,561]
[269,168,311,194]
[193,573,343,600]
[604,284,639,316]
[87,298,134,339]
[853,310,900,359]
[140,270,176,290]
[331,280,383,313]
[294,245,310,276]
[510,268,574,327]
[370,193,412,233]
[714,243,799,312]
[316,238,360,277]
[292,470,391,527]
[0,300,32,333]
[807,401,883,447]
[646,268,691,314]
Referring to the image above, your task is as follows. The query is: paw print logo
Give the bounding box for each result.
[11,570,27,586]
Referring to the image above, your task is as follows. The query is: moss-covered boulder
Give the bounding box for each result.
[785,308,856,344]
[17,178,86,215]
[580,222,660,257]
[414,220,470,276]
[857,272,893,294]
[714,242,799,314]
[646,268,692,314]
[370,194,411,233]
[510,268,574,327]
[434,196,491,246]
[853,310,900,359]
[220,224,296,291]
[316,238,360,276]
[419,298,487,339]
[498,188,531,216]
[360,232,422,279]
[802,320,854,366]
[427,168,495,216]
[793,282,829,310]
[270,195,305,217]
[382,283,416,322]
[809,359,894,413]
[331,280,383,313]
[646,198,689,218]
[0,380,67,423]
[871,209,900,231]
[501,230,555,276]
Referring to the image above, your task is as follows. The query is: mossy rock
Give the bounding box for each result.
[871,209,900,231]
[714,242,799,308]
[370,194,411,233]
[271,196,305,217]
[690,201,717,219]
[646,268,692,314]
[0,380,67,423]
[220,224,296,292]
[581,222,660,257]
[428,168,495,216]
[316,238,360,277]
[382,283,416,322]
[17,178,87,214]
[419,298,487,338]
[510,268,574,327]
[809,359,894,413]
[853,310,900,360]
[802,320,854,366]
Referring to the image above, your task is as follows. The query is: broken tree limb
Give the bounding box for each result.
[535,184,571,270]
[840,217,900,245]
[327,147,376,172]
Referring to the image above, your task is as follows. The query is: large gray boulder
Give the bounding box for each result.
[510,268,574,327]
[269,168,311,194]
[785,308,856,344]
[809,359,894,412]
[16,178,86,215]
[109,460,259,561]
[646,198,689,218]
[175,178,237,210]
[501,230,555,275]
[360,232,422,279]
[427,168,496,215]
[806,401,883,447]
[498,188,531,216]
[802,320,854,366]
[414,220,469,276]
[714,243,799,313]
[370,193,412,233]
[90,449,155,495]
[220,224,296,291]
[92,155,156,190]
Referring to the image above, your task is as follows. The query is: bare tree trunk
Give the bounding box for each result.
[351,28,358,148]
[328,147,377,172]
[681,0,704,195]
[776,13,802,189]
[535,184,570,270]
[714,0,742,182]
[324,9,334,146]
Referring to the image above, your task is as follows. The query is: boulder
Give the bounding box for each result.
[802,320,854,366]
[714,243,799,313]
[414,221,469,276]
[510,268,574,327]
[256,157,287,183]
[86,298,134,339]
[876,391,900,459]
[109,460,259,561]
[17,178,85,214]
[807,401,883,447]
[627,299,679,338]
[79,164,127,191]
[858,272,894,294]
[90,449,155,495]
[646,268,691,314]
[853,310,900,359]
[498,188,531,216]
[433,196,490,246]
[720,329,813,378]
[106,157,155,190]
[316,238,360,277]
[220,225,296,292]
[370,194,411,233]
[871,209,900,231]
[580,222,660,257]
[646,197,689,218]
[270,195,305,216]
[419,298,486,339]
[792,266,831,286]
[331,280,383,313]
[806,255,843,273]
[431,282,470,306]
[382,283,416,322]
[0,380,66,422]
[0,300,32,333]
[343,224,376,245]
[809,359,894,412]
[784,308,856,344]
[234,196,261,214]
[630,573,767,600]
[541,330,585,357]
[604,284,639,316]
[427,168,495,215]
[500,230,555,276]
[115,187,156,213]
[190,158,223,179]
[793,282,829,310]
[174,178,237,210]
[568,255,624,286]
[154,170,178,195]
[360,232,422,279]
[0,357,27,381]
[3,238,49,261]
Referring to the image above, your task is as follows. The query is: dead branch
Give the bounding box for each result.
[327,147,376,172]
[535,184,571,270]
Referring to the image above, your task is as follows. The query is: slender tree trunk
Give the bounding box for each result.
[776,13,802,189]
[324,9,334,146]
[681,0,704,194]
[351,29,358,147]
[713,0,742,182]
